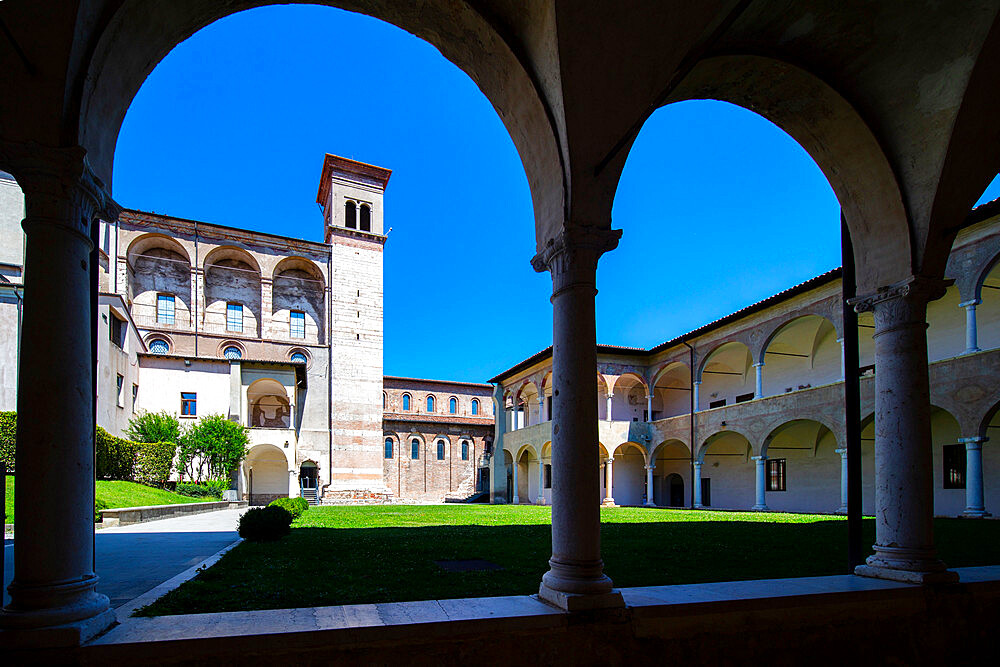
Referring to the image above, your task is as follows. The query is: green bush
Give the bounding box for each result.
[238,506,292,541]
[126,410,181,445]
[176,482,219,499]
[95,497,108,522]
[268,496,308,519]
[203,478,231,497]
[96,427,136,480]
[0,411,14,473]
[134,441,176,485]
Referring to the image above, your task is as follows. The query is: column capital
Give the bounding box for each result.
[0,141,119,239]
[848,275,949,332]
[835,447,848,457]
[692,380,702,386]
[959,436,988,449]
[753,361,765,368]
[531,225,622,292]
[959,299,981,308]
[644,464,654,471]
[751,455,767,462]
[693,460,702,468]
[606,457,614,464]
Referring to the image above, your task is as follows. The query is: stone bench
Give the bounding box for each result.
[100,501,247,527]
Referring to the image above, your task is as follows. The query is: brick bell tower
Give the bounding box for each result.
[316,154,391,501]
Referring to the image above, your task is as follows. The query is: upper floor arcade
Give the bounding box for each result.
[493,203,1000,434]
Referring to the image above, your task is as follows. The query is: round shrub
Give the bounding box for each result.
[268,496,307,519]
[94,498,108,523]
[238,506,292,541]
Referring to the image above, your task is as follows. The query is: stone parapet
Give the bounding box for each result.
[100,501,247,527]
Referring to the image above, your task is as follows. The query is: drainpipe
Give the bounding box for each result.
[326,248,333,499]
[682,340,695,508]
[841,215,863,569]
[193,219,199,357]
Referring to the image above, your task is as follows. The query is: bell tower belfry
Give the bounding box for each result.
[316,154,392,500]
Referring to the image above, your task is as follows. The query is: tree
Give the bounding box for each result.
[178,415,250,482]
[126,410,181,445]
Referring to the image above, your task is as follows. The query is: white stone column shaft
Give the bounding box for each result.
[511,457,519,504]
[0,146,116,643]
[753,361,765,399]
[960,300,981,355]
[533,226,622,610]
[693,461,703,508]
[836,447,849,514]
[606,392,613,422]
[644,464,655,506]
[539,395,546,423]
[693,381,701,411]
[851,277,955,582]
[646,394,653,421]
[751,455,768,510]
[961,436,988,517]
[537,458,546,504]
[603,458,615,504]
[837,337,846,380]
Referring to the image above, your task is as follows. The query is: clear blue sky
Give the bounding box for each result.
[113,5,1000,383]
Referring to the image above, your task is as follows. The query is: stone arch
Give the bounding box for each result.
[203,245,262,336]
[698,341,753,410]
[272,257,326,343]
[515,380,542,426]
[611,373,649,422]
[126,233,192,326]
[244,443,290,505]
[77,1,564,245]
[247,377,291,429]
[760,314,843,396]
[655,55,912,293]
[698,429,753,463]
[611,441,647,506]
[760,419,837,459]
[650,360,691,420]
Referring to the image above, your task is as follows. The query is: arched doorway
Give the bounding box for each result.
[299,460,318,504]
[244,444,289,506]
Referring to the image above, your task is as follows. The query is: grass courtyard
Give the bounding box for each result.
[138,504,1000,616]
[3,478,216,524]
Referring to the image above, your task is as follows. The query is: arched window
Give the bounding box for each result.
[402,394,411,411]
[461,441,469,460]
[384,438,393,459]
[223,345,242,360]
[471,399,479,416]
[345,201,357,229]
[437,440,445,460]
[383,393,387,409]
[411,439,420,459]
[359,204,371,232]
[290,352,307,363]
[149,339,169,355]
[426,395,435,412]
[449,397,457,414]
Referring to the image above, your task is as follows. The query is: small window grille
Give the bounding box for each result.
[149,339,169,355]
[709,398,727,409]
[223,346,242,360]
[290,352,307,363]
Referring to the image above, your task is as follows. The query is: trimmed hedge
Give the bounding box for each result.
[134,441,176,486]
[268,496,309,519]
[0,411,15,473]
[96,427,135,480]
[238,505,292,541]
[176,479,229,499]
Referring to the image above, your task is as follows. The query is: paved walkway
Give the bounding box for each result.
[3,508,244,609]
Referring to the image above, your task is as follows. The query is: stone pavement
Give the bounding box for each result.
[3,508,244,609]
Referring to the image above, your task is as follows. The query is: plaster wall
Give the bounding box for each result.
[96,301,143,437]
[0,296,19,411]
[135,357,231,421]
[0,175,24,276]
[611,446,645,505]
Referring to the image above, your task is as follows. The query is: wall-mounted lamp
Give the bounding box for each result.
[283,441,289,448]
[184,359,191,367]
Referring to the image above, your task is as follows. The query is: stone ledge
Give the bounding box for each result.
[100,501,247,527]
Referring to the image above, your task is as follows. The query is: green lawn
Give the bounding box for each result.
[4,478,215,524]
[136,504,1000,616]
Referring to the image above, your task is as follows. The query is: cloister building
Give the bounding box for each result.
[1,158,493,505]
[491,201,1000,519]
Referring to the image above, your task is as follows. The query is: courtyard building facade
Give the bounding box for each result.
[491,200,1000,519]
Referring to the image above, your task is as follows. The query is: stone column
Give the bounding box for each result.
[490,384,507,504]
[260,276,273,339]
[646,394,653,421]
[692,381,701,411]
[751,455,768,510]
[531,225,623,611]
[693,461,703,508]
[644,464,655,506]
[537,458,546,504]
[753,361,765,398]
[960,300,981,355]
[539,395,546,423]
[0,144,117,644]
[960,436,988,517]
[603,458,615,505]
[851,277,956,583]
[837,337,846,380]
[606,392,613,422]
[511,457,519,505]
[835,447,849,514]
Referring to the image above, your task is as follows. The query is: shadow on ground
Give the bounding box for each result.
[137,517,1000,616]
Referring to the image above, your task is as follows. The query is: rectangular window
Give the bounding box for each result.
[116,374,125,408]
[181,392,197,417]
[411,440,420,460]
[701,478,711,507]
[767,458,786,492]
[132,384,139,410]
[157,294,175,325]
[943,444,966,489]
[226,303,243,332]
[461,442,469,460]
[709,398,727,409]
[384,439,393,459]
[544,464,552,489]
[290,310,305,339]
[110,314,126,349]
[735,392,755,403]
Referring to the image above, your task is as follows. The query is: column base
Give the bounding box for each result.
[537,583,624,612]
[0,608,116,648]
[535,497,545,505]
[962,508,991,518]
[751,504,769,511]
[835,506,848,515]
[643,502,655,508]
[854,564,959,584]
[511,497,519,505]
[693,503,703,509]
[601,498,616,507]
